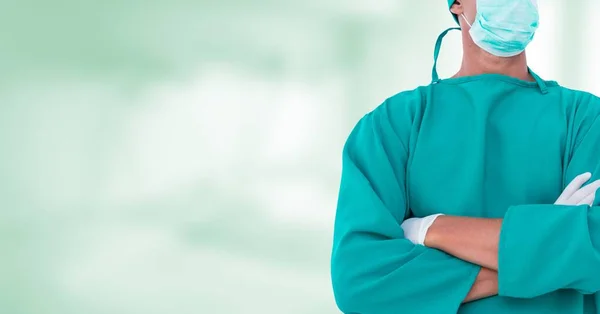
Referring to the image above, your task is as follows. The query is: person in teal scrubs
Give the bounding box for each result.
[330,0,600,313]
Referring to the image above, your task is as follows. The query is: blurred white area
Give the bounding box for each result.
[583,0,600,95]
[101,64,344,224]
[526,1,559,80]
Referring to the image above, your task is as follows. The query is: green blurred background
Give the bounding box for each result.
[2,1,599,313]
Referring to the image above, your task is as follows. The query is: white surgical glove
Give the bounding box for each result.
[400,214,444,246]
[555,172,600,206]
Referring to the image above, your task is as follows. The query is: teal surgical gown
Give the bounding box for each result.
[331,28,600,314]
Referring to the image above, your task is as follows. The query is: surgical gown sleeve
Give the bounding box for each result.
[331,95,480,314]
[498,97,600,298]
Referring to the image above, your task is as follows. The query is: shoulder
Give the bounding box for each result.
[365,86,428,130]
[550,87,600,145]
[380,86,427,116]
[347,86,427,147]
[549,86,600,119]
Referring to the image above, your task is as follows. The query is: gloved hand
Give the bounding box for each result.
[555,172,600,206]
[400,214,443,246]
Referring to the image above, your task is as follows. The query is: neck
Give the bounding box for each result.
[454,30,534,82]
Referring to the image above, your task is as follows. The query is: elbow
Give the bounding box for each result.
[331,261,380,313]
[331,245,408,313]
[332,288,354,313]
[331,258,368,313]
[332,273,363,313]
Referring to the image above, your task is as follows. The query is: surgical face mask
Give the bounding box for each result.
[461,0,539,57]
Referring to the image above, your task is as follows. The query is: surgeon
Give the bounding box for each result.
[331,0,600,313]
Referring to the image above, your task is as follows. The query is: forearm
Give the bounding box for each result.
[463,268,498,303]
[425,215,502,270]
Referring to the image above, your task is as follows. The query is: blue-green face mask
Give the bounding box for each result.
[462,0,539,57]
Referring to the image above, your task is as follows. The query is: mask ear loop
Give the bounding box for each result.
[461,13,473,28]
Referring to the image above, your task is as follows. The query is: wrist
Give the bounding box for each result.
[423,215,445,248]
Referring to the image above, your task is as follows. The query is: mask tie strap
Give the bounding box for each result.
[528,68,548,94]
[432,27,461,84]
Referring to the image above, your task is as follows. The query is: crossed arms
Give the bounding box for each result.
[418,172,600,302]
[331,105,600,314]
